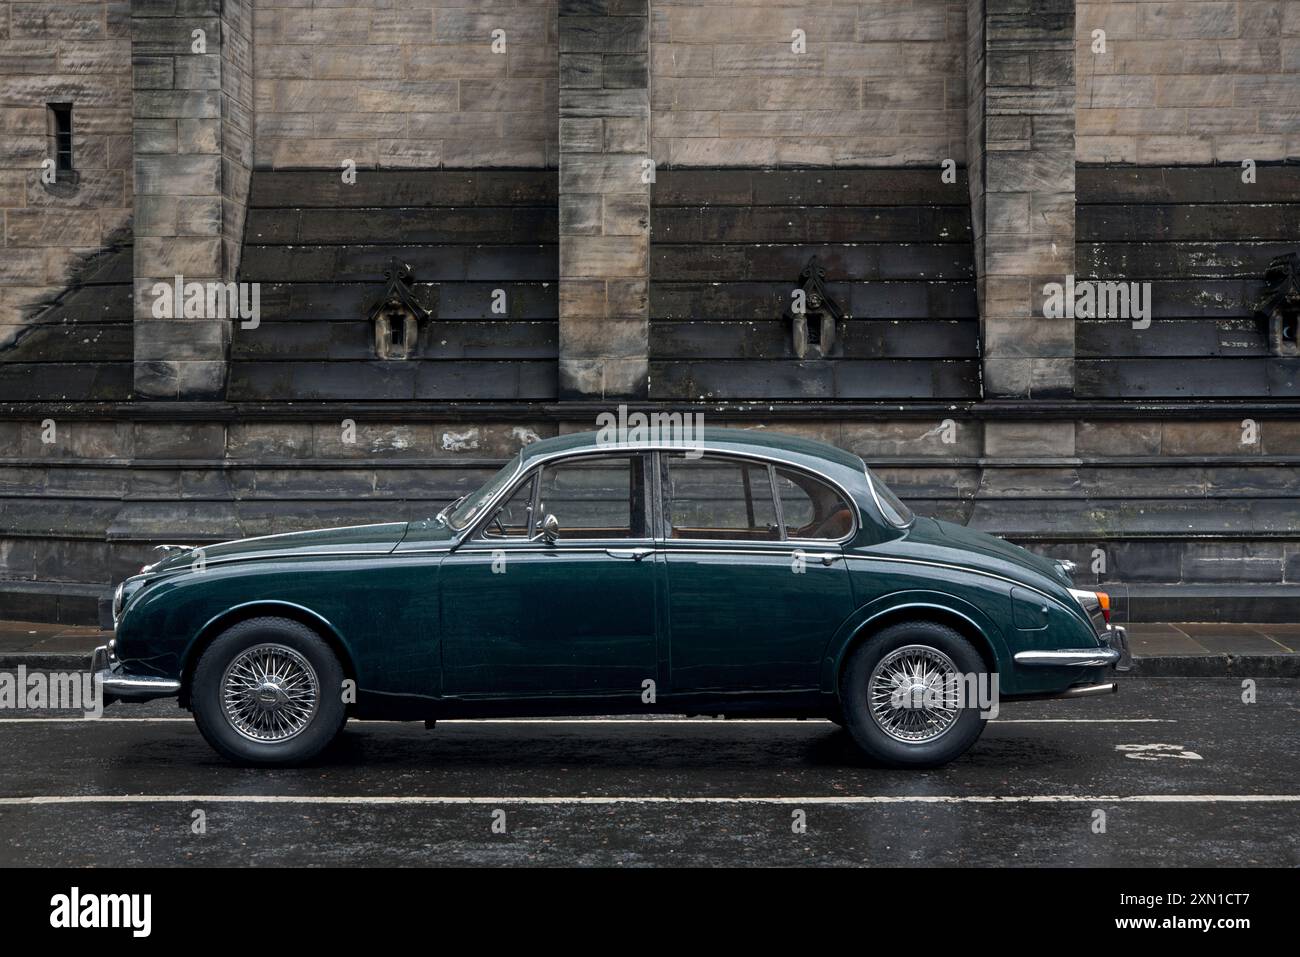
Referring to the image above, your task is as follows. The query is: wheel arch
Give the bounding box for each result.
[179,601,357,708]
[823,594,1007,695]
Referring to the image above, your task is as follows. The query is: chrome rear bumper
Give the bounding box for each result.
[92,644,181,703]
[1014,625,1131,671]
[1014,648,1120,667]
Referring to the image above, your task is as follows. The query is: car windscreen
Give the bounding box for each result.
[445,453,522,531]
[867,468,914,527]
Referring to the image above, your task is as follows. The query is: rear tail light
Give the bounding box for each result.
[1096,591,1111,623]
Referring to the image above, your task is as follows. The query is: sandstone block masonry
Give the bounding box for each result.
[1076,0,1300,164]
[253,0,559,169]
[558,0,651,398]
[967,0,1077,398]
[131,0,253,400]
[649,0,968,168]
[0,1,131,347]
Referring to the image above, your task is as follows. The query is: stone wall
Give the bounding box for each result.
[1076,165,1300,396]
[3,0,1300,629]
[253,0,559,169]
[966,0,1076,399]
[132,0,254,400]
[0,0,131,345]
[558,0,652,399]
[649,168,979,398]
[234,169,558,400]
[650,0,967,167]
[4,410,1299,624]
[221,0,254,277]
[1076,0,1300,163]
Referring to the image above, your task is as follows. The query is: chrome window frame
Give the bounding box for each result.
[462,449,656,547]
[864,467,915,530]
[657,450,859,548]
[453,443,863,552]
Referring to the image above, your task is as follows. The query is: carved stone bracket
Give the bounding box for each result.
[366,258,431,360]
[1257,252,1300,358]
[783,255,847,359]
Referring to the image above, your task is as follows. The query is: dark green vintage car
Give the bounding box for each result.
[96,428,1128,768]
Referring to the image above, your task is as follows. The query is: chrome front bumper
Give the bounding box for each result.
[1014,625,1131,671]
[92,644,181,703]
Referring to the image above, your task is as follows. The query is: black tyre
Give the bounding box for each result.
[839,621,990,768]
[191,617,347,766]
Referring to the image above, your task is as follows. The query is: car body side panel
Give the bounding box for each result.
[660,542,855,693]
[438,544,658,698]
[832,556,1106,696]
[114,554,442,702]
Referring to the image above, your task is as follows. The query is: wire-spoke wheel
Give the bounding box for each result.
[867,644,961,743]
[221,643,320,743]
[840,621,990,768]
[192,617,347,766]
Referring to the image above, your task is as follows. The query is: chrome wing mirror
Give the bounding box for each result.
[531,512,559,544]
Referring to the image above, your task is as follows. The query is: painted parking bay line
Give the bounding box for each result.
[1,794,1296,807]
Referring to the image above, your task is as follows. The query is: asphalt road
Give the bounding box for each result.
[0,676,1296,866]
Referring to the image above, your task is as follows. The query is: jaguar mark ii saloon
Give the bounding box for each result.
[96,428,1129,768]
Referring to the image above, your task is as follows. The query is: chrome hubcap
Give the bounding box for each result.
[867,644,962,744]
[221,644,319,742]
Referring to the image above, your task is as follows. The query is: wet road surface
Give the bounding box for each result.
[1,677,1296,866]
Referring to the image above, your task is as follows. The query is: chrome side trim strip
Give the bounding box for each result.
[141,549,415,572]
[204,522,407,549]
[1014,648,1122,667]
[841,553,1065,609]
[451,546,842,560]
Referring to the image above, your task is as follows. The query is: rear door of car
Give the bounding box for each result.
[656,452,857,693]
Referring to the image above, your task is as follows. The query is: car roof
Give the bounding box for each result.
[519,426,866,474]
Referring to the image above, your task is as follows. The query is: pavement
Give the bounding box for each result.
[0,676,1296,866]
[3,618,1298,674]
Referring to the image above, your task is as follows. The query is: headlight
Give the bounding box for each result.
[112,577,146,627]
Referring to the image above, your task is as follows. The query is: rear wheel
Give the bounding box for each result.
[839,621,990,768]
[191,617,347,766]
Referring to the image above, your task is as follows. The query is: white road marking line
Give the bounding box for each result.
[993,719,1175,724]
[0,716,1176,725]
[0,718,193,723]
[0,794,1296,807]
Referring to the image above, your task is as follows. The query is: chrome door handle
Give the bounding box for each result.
[606,547,654,561]
[808,552,842,566]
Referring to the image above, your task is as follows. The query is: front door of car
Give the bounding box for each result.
[658,453,857,693]
[438,452,659,698]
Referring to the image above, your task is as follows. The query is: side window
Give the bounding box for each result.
[775,467,853,540]
[535,455,645,539]
[481,474,535,540]
[664,455,779,541]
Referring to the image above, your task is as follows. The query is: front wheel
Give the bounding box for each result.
[191,617,347,766]
[839,621,990,768]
